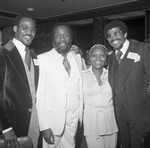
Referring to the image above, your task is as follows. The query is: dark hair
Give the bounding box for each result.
[104,20,128,38]
[50,22,73,43]
[13,13,37,27]
[2,26,15,45]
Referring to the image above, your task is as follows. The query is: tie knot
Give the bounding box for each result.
[117,50,122,57]
[25,47,30,52]
[62,54,67,58]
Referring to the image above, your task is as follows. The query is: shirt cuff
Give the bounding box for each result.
[2,127,13,134]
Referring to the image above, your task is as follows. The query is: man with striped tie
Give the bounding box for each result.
[36,23,83,148]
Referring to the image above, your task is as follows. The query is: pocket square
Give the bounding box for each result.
[134,54,140,62]
[127,52,140,62]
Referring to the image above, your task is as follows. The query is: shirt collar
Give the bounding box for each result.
[13,38,26,51]
[115,39,129,59]
[86,66,107,77]
[53,48,71,61]
[12,38,26,60]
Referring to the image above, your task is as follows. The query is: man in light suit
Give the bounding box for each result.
[36,23,83,148]
[104,20,150,148]
[0,13,40,148]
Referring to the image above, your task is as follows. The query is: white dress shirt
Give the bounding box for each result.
[115,39,129,59]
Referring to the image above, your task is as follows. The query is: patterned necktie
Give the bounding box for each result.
[25,47,31,70]
[63,55,71,76]
[116,50,123,64]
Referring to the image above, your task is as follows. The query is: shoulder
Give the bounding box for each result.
[38,49,53,60]
[82,67,91,76]
[3,40,15,52]
[130,40,149,49]
[108,51,115,61]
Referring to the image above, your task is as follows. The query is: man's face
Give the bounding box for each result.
[13,17,36,46]
[53,25,72,55]
[106,27,127,50]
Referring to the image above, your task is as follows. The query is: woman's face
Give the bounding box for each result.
[90,47,107,70]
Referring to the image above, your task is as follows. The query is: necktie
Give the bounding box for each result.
[25,47,31,70]
[116,50,123,64]
[63,55,71,76]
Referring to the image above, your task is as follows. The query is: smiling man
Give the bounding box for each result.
[0,13,40,148]
[104,20,150,148]
[36,23,83,148]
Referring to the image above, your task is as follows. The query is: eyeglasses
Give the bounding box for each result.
[19,25,37,33]
[106,30,122,40]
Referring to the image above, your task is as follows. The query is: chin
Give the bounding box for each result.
[57,48,70,55]
[113,44,123,50]
[24,41,32,46]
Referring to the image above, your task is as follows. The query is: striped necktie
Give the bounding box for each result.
[63,55,71,76]
[116,50,123,64]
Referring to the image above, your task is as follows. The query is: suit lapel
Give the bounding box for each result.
[7,47,30,89]
[118,41,138,86]
[71,53,82,76]
[108,53,117,92]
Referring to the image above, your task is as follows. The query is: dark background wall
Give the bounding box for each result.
[31,17,145,56]
[125,17,145,41]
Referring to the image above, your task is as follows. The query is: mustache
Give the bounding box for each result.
[110,38,121,44]
[23,34,33,38]
[58,41,67,44]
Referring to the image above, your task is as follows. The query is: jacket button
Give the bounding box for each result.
[29,108,32,112]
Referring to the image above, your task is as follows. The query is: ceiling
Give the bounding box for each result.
[0,0,149,28]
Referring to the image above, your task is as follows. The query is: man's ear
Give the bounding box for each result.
[124,32,127,38]
[13,26,17,33]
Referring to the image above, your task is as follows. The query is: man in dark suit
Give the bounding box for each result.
[104,20,150,148]
[0,13,39,148]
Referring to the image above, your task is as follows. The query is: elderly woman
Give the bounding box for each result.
[83,44,118,148]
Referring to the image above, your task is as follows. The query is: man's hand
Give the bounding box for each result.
[3,129,19,148]
[42,128,55,144]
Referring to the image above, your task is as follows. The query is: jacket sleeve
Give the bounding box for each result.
[0,49,12,132]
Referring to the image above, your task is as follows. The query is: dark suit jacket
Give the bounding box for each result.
[0,41,39,136]
[108,40,150,133]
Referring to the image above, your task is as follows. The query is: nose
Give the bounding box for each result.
[109,34,117,40]
[25,28,32,34]
[59,34,65,41]
[95,56,101,62]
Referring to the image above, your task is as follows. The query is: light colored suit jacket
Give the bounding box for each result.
[36,48,83,135]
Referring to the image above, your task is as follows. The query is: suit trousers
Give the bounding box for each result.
[43,109,79,148]
[115,96,143,148]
